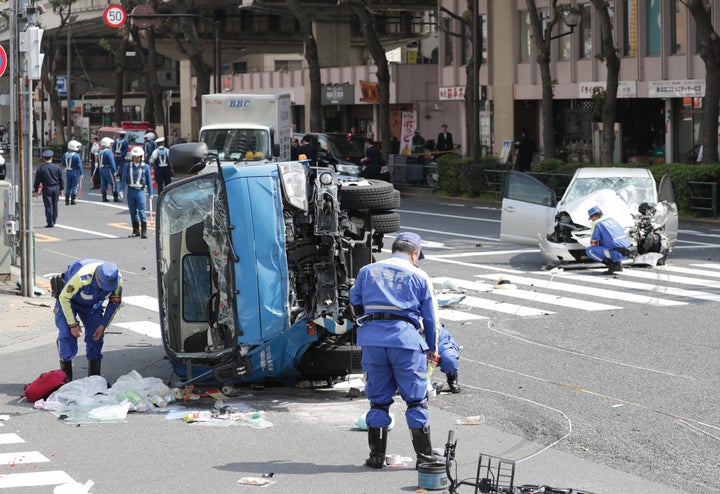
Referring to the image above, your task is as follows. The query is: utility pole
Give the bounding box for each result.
[11,0,44,297]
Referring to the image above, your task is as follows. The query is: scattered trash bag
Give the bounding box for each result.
[44,375,109,410]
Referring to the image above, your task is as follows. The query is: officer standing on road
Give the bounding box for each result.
[89,135,101,189]
[349,232,441,469]
[121,147,153,238]
[148,137,173,194]
[33,149,64,228]
[586,205,632,275]
[55,259,122,380]
[113,131,129,198]
[99,137,119,202]
[144,132,156,160]
[62,140,83,205]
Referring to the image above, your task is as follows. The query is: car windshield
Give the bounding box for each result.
[126,130,147,145]
[200,129,270,161]
[325,134,364,158]
[564,176,655,206]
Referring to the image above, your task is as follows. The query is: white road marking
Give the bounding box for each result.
[656,265,720,279]
[0,470,75,489]
[474,273,686,306]
[122,295,159,312]
[114,321,161,339]
[396,209,500,223]
[431,249,538,258]
[0,433,24,445]
[461,295,554,317]
[690,263,720,271]
[437,308,488,321]
[433,277,621,311]
[50,224,119,238]
[617,268,720,288]
[0,451,50,466]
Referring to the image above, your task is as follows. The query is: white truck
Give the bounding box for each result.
[199,93,292,168]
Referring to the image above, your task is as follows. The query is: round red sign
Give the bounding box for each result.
[0,45,7,78]
[103,4,127,29]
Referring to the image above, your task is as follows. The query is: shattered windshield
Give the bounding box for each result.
[200,129,270,162]
[564,176,655,206]
[157,174,235,354]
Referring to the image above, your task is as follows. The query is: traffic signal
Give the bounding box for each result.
[20,26,44,80]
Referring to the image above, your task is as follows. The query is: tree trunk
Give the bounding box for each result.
[592,0,620,165]
[43,26,67,146]
[112,33,129,126]
[685,0,720,163]
[526,0,560,161]
[352,3,391,159]
[463,0,482,160]
[286,0,322,132]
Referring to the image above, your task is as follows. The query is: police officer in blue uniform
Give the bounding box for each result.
[55,259,122,380]
[349,232,441,469]
[99,137,119,202]
[121,147,153,238]
[432,324,461,394]
[62,140,83,205]
[113,131,129,197]
[148,137,172,194]
[143,132,156,159]
[586,205,632,275]
[33,149,64,227]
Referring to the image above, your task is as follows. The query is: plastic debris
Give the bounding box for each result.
[353,412,395,431]
[456,415,485,425]
[237,476,276,487]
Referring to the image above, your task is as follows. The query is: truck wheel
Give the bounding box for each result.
[297,343,363,377]
[340,180,398,210]
[370,212,401,233]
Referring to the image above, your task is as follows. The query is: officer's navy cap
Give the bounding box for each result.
[395,232,425,259]
[42,149,54,158]
[96,262,119,291]
[587,205,602,219]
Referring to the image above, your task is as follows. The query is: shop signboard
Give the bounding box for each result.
[578,81,636,99]
[649,79,705,98]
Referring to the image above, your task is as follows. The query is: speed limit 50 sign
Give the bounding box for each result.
[103,4,127,29]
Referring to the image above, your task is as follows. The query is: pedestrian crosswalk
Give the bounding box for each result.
[431,261,720,321]
[0,433,75,489]
[117,262,720,331]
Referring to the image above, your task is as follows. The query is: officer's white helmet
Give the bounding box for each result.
[101,137,114,148]
[130,147,145,158]
[145,132,156,141]
[67,140,82,152]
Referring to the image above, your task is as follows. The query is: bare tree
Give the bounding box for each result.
[591,0,620,165]
[440,1,482,159]
[525,0,564,161]
[683,0,720,163]
[340,0,391,159]
[129,19,163,127]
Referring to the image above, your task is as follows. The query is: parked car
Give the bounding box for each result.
[158,142,401,390]
[96,121,153,161]
[500,167,678,266]
[295,132,365,177]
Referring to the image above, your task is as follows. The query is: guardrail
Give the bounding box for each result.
[687,181,718,219]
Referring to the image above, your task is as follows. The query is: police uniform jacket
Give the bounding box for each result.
[122,162,153,195]
[61,151,83,174]
[56,259,122,327]
[591,216,631,250]
[33,162,64,193]
[113,138,128,159]
[100,148,117,174]
[149,146,170,167]
[349,254,438,353]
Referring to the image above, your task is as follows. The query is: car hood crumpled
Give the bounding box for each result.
[558,188,641,230]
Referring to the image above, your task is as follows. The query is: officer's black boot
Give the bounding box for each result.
[128,221,140,237]
[365,426,387,469]
[88,360,101,377]
[411,426,442,469]
[113,191,120,203]
[59,360,73,381]
[102,192,109,203]
[65,195,70,205]
[140,221,147,239]
[70,194,76,205]
[447,374,461,394]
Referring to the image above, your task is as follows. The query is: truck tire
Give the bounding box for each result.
[339,180,398,210]
[297,342,363,377]
[370,212,401,233]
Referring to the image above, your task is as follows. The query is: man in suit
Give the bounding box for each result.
[436,124,454,154]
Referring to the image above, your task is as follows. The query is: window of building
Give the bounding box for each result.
[623,0,638,56]
[557,20,572,60]
[519,11,531,63]
[579,4,592,59]
[647,0,661,55]
[671,0,687,54]
[274,60,303,72]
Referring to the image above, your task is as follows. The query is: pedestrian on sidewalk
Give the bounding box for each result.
[349,232,442,469]
[33,149,64,228]
[55,259,122,380]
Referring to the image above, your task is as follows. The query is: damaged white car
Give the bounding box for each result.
[500,168,678,266]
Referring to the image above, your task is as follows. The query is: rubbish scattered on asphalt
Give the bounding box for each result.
[237,476,276,487]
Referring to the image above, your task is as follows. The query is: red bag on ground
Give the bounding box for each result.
[23,370,69,402]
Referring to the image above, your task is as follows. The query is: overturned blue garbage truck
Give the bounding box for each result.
[155,143,401,389]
